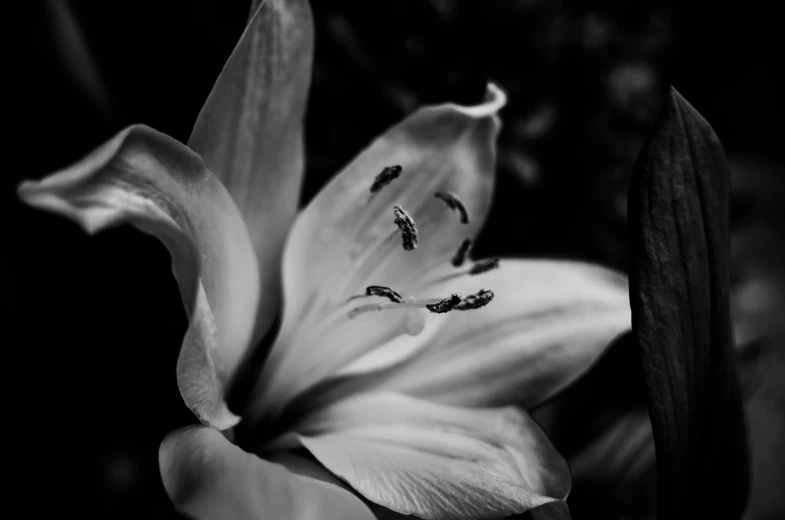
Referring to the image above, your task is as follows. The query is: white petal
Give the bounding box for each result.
[285,84,505,312]
[18,126,259,428]
[293,392,569,520]
[160,426,375,520]
[307,259,630,412]
[248,85,506,421]
[189,0,314,347]
[378,259,631,408]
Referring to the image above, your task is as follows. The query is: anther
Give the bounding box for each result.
[425,294,461,314]
[370,165,403,194]
[455,289,494,310]
[468,258,500,275]
[393,205,418,251]
[451,239,473,267]
[434,191,469,224]
[348,294,462,319]
[365,285,404,303]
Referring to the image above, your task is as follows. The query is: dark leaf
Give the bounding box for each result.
[627,88,749,519]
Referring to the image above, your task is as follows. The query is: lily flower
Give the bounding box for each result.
[18,1,630,518]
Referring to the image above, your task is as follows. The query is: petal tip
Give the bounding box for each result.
[17,179,39,203]
[455,82,508,119]
[17,179,88,228]
[484,82,508,110]
[16,177,115,235]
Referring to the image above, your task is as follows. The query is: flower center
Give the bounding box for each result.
[344,166,500,334]
[240,164,508,442]
[347,288,493,319]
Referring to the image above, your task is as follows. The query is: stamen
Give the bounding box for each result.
[451,238,473,267]
[434,191,470,224]
[455,289,494,310]
[349,295,457,319]
[370,165,403,194]
[430,257,501,285]
[468,258,500,275]
[393,205,418,251]
[425,294,461,314]
[364,285,404,303]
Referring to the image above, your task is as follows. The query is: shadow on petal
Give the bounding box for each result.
[160,426,375,520]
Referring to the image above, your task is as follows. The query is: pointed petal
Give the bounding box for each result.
[295,393,569,520]
[189,0,313,343]
[18,125,259,429]
[374,259,630,409]
[628,88,749,518]
[160,426,375,520]
[250,85,506,419]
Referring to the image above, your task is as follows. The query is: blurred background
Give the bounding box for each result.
[3,1,783,518]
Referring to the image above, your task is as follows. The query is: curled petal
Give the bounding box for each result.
[292,393,569,520]
[189,0,313,344]
[160,426,375,520]
[374,259,631,408]
[18,125,259,429]
[250,84,506,420]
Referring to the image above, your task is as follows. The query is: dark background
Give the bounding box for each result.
[4,1,783,518]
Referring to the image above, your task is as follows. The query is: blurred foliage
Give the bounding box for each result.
[4,1,784,519]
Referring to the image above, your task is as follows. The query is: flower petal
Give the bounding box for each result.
[284,83,504,316]
[294,393,569,520]
[17,125,259,429]
[250,85,506,419]
[160,425,375,520]
[188,0,313,343]
[373,259,631,408]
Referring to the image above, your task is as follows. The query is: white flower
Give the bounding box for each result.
[18,1,630,518]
